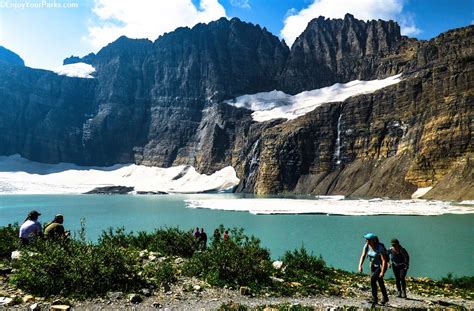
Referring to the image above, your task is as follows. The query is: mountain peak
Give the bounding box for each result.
[0,46,25,66]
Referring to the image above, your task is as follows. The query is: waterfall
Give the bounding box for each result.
[248,139,260,172]
[244,138,261,186]
[334,111,342,165]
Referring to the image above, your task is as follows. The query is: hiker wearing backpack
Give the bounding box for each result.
[388,238,410,298]
[359,233,389,305]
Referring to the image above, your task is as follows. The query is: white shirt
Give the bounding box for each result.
[19,220,42,239]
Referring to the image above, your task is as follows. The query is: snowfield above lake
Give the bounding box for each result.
[225,74,402,122]
[54,62,96,78]
[0,155,239,194]
[185,197,474,216]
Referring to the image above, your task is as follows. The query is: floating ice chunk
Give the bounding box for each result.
[0,154,239,194]
[226,75,402,122]
[315,195,345,201]
[54,62,96,78]
[185,198,474,216]
[411,186,433,199]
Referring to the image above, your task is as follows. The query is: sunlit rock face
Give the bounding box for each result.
[0,16,472,200]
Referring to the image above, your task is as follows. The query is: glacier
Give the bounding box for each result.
[0,155,239,194]
[225,74,402,122]
[54,62,96,78]
[185,197,474,216]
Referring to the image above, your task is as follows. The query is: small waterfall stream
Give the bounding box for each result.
[248,139,260,175]
[334,111,342,165]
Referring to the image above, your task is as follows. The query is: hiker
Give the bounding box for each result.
[359,233,389,305]
[389,238,410,298]
[223,230,229,242]
[19,210,43,245]
[199,228,207,250]
[213,228,221,242]
[44,214,69,240]
[193,227,201,239]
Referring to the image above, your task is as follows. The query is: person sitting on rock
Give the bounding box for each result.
[44,214,69,240]
[19,210,43,245]
[388,238,410,298]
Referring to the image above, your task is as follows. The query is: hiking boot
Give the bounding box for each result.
[367,298,378,305]
[396,291,402,298]
[401,291,407,298]
[380,297,389,305]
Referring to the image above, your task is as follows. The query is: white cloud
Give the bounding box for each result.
[281,0,420,46]
[398,13,421,36]
[87,0,227,49]
[230,0,251,9]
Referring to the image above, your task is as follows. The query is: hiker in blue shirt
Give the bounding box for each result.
[388,238,410,298]
[359,233,389,305]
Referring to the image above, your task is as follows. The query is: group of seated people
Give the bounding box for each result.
[19,210,69,245]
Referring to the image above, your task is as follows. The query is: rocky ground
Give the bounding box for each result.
[1,274,472,310]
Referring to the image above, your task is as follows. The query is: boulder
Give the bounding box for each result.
[107,291,123,300]
[23,295,35,303]
[128,294,142,304]
[50,305,70,310]
[140,288,152,297]
[239,286,251,296]
[272,261,283,270]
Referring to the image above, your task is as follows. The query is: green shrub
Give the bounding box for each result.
[184,227,272,289]
[153,260,178,287]
[280,246,327,279]
[99,227,197,257]
[218,302,249,311]
[0,224,19,258]
[274,246,330,295]
[441,273,474,290]
[11,238,144,297]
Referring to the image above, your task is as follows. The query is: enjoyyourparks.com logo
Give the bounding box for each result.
[0,0,79,9]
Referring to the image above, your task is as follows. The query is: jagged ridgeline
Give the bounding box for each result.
[0,15,472,200]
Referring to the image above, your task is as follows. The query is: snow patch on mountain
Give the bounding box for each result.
[226,74,402,122]
[54,62,96,78]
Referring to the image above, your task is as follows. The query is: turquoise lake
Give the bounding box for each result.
[1,194,473,279]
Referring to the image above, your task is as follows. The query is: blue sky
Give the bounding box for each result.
[0,0,472,70]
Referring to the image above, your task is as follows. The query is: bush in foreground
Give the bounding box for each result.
[274,246,330,295]
[184,228,272,289]
[11,238,143,297]
[0,224,19,258]
[99,227,197,257]
[441,273,474,290]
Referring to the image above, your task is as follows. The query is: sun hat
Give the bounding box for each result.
[28,210,41,217]
[363,233,377,240]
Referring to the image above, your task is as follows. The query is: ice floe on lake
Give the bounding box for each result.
[225,74,402,122]
[0,155,239,194]
[54,62,96,78]
[185,197,474,216]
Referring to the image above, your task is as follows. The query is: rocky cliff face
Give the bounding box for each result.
[238,25,473,200]
[279,14,404,93]
[0,16,472,199]
[0,46,24,66]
